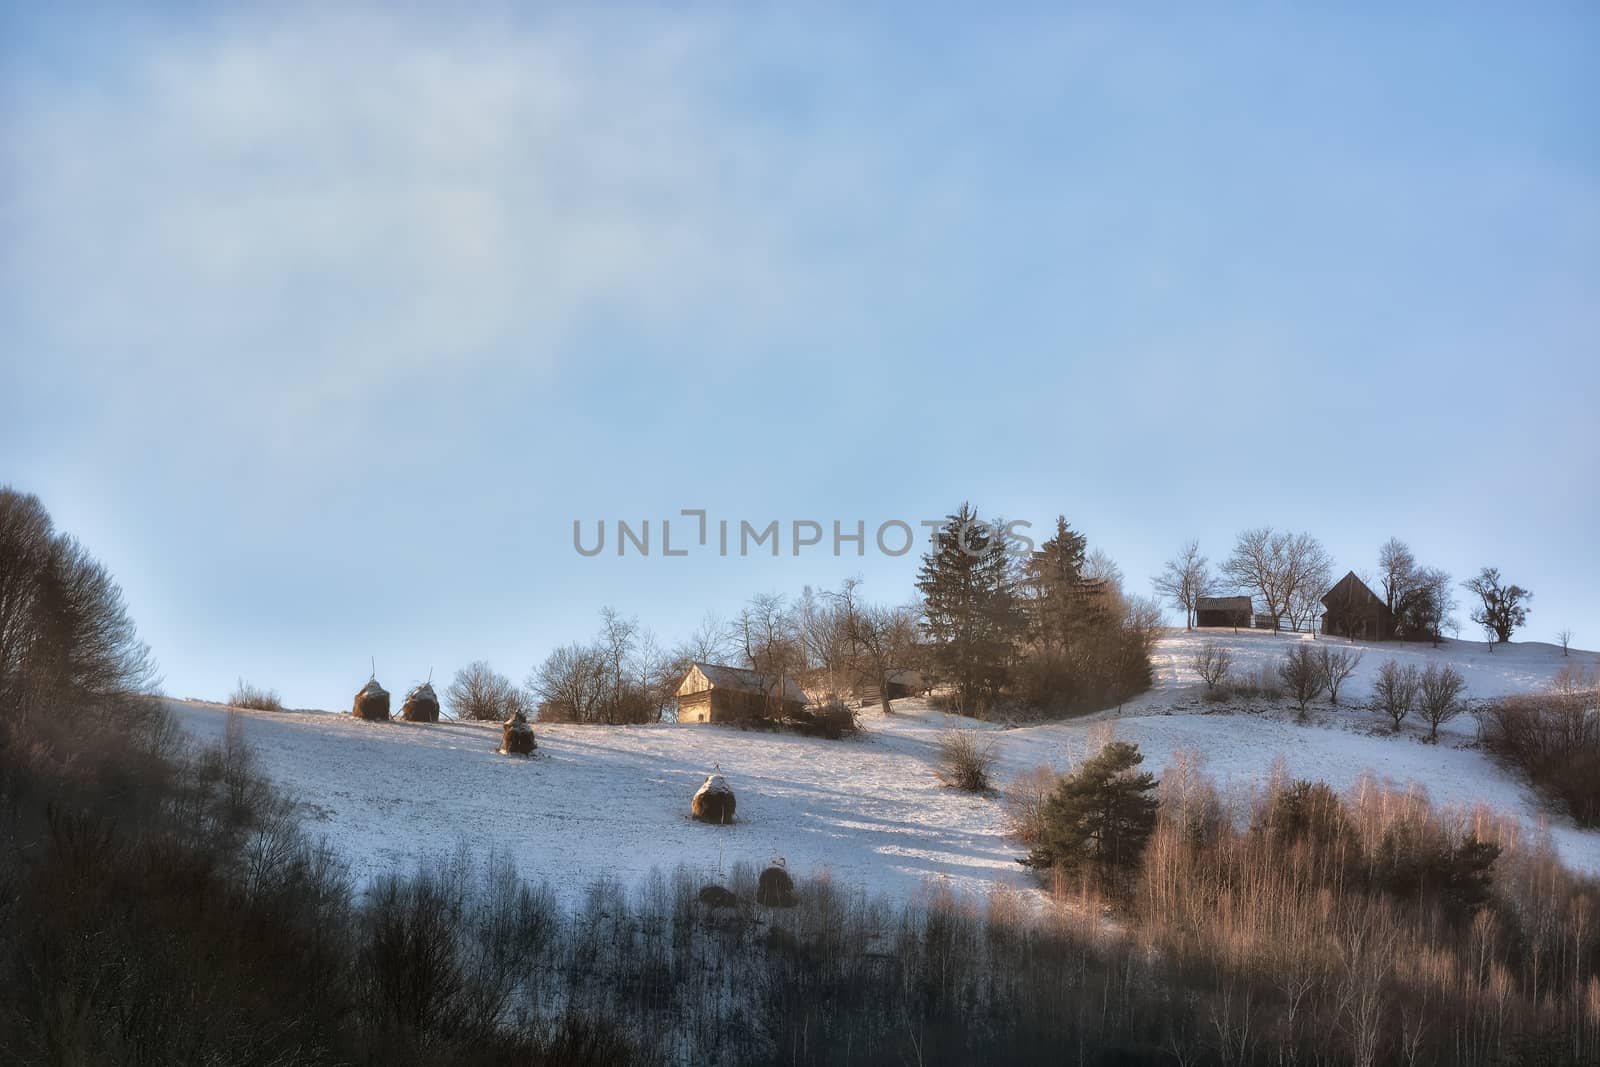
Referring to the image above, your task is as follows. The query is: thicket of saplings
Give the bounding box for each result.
[6,483,1600,1064]
[1480,664,1600,828]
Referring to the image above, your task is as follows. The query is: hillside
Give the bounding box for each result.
[171,631,1600,904]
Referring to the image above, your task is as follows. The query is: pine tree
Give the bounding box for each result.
[1023,741,1159,876]
[1024,516,1105,660]
[916,504,1020,713]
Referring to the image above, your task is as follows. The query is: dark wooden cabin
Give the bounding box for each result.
[1321,571,1396,641]
[675,663,808,723]
[1195,595,1253,628]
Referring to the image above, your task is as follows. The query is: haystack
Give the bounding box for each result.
[756,861,797,908]
[500,711,535,755]
[698,885,739,909]
[352,677,390,721]
[400,681,440,723]
[691,773,736,824]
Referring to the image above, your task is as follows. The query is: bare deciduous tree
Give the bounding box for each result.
[1316,646,1363,706]
[527,643,607,723]
[1277,642,1327,717]
[1373,659,1420,733]
[1463,567,1532,648]
[1191,643,1232,691]
[446,661,525,721]
[1416,663,1466,742]
[1222,528,1332,634]
[1377,537,1417,616]
[1152,540,1216,630]
[1557,629,1574,657]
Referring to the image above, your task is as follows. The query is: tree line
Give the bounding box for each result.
[1152,528,1537,646]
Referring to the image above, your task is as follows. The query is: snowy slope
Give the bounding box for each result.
[170,632,1600,904]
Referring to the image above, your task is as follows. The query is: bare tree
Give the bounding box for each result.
[1408,567,1458,647]
[1372,659,1420,733]
[1463,567,1532,648]
[1277,642,1327,718]
[1416,663,1466,741]
[1152,541,1217,629]
[1191,643,1232,691]
[1222,528,1332,633]
[1557,629,1574,657]
[597,607,639,724]
[446,661,525,721]
[1377,538,1417,616]
[0,488,159,716]
[677,611,733,664]
[527,643,607,723]
[735,592,805,717]
[1316,646,1364,706]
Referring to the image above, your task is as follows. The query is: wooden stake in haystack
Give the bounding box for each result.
[400,670,440,723]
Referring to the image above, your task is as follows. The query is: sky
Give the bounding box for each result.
[2,3,1596,709]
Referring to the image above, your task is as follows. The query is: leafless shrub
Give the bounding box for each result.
[1276,642,1326,717]
[1373,659,1420,732]
[1004,764,1060,845]
[445,661,526,721]
[1416,663,1466,741]
[1316,646,1363,706]
[1191,643,1232,690]
[228,678,283,711]
[936,729,997,792]
[1479,665,1600,824]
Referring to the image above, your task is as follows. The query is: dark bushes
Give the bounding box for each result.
[1480,665,1600,825]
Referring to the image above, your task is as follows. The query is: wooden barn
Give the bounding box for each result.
[857,669,927,707]
[1321,571,1396,641]
[1195,595,1253,628]
[675,663,808,723]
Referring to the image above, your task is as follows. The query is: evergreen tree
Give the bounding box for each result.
[1023,741,1159,877]
[1024,516,1106,660]
[916,504,1020,712]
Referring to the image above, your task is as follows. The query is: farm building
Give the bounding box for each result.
[857,669,927,706]
[1321,571,1396,641]
[1195,595,1253,628]
[675,663,808,723]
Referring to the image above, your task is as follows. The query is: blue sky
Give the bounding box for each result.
[3,4,1596,708]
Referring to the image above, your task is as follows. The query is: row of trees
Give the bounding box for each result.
[916,506,1160,715]
[0,487,158,716]
[1153,529,1538,646]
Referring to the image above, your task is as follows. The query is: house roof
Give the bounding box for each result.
[685,662,808,704]
[1321,571,1391,614]
[1196,596,1253,612]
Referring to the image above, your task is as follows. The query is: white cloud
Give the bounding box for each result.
[4,8,895,423]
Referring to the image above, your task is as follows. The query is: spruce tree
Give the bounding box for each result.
[1023,741,1159,877]
[916,504,1020,713]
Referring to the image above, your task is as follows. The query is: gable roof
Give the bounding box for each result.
[1321,571,1390,614]
[1195,595,1253,612]
[683,662,807,704]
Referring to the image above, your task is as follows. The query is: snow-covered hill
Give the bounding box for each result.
[170,632,1600,904]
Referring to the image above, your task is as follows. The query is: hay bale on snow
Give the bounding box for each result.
[500,711,535,755]
[756,861,796,908]
[698,885,739,909]
[352,678,390,721]
[400,681,440,723]
[691,773,736,824]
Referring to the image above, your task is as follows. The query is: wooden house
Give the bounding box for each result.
[675,663,808,723]
[1195,595,1253,628]
[1321,571,1396,641]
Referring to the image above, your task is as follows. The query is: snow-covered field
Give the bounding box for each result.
[170,631,1600,905]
